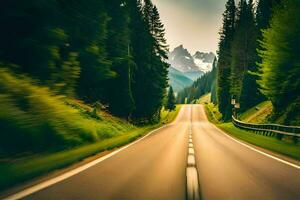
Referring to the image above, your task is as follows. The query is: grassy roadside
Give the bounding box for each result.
[218,123,300,160]
[0,105,181,192]
[203,102,300,161]
[239,101,273,123]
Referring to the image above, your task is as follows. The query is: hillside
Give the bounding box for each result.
[177,58,217,104]
[168,67,193,92]
[239,101,273,124]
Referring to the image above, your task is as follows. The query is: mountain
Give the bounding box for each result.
[168,66,193,92]
[193,51,216,73]
[167,45,216,91]
[168,45,199,72]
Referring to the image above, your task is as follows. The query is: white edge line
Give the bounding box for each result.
[212,125,300,170]
[4,124,171,200]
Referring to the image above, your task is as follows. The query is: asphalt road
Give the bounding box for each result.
[18,105,300,200]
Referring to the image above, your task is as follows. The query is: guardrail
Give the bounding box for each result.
[232,116,300,140]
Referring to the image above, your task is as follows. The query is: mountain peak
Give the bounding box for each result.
[168,45,198,73]
[168,45,216,73]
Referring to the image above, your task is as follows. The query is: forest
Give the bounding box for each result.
[178,0,300,125]
[0,0,170,154]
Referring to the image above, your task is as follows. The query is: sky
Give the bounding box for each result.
[152,0,228,54]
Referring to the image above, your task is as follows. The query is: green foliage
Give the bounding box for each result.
[258,0,300,125]
[0,68,133,154]
[0,0,170,158]
[215,0,267,120]
[204,103,223,124]
[0,0,169,120]
[231,0,263,111]
[217,0,236,120]
[165,87,176,111]
[131,0,169,121]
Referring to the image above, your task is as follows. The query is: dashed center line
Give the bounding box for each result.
[186,107,201,200]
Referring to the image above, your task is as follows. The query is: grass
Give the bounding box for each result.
[0,68,137,155]
[0,106,181,191]
[202,101,300,161]
[196,93,211,104]
[218,123,300,160]
[204,102,222,124]
[161,105,182,123]
[239,101,273,123]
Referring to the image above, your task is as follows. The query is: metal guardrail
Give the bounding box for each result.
[232,116,300,138]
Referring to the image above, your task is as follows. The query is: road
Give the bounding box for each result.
[11,105,300,200]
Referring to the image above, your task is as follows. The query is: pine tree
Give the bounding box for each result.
[239,0,265,111]
[256,0,281,31]
[166,87,176,111]
[104,0,135,118]
[258,0,300,124]
[131,0,169,121]
[211,58,218,104]
[60,0,113,102]
[217,0,236,120]
[0,1,66,82]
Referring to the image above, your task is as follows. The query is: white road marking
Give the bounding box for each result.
[3,124,172,200]
[186,167,201,200]
[213,125,300,170]
[187,155,196,167]
[189,148,195,155]
[186,105,200,200]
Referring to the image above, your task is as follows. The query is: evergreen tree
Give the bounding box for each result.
[131,0,169,121]
[166,87,176,111]
[60,0,113,101]
[0,1,66,82]
[239,0,265,111]
[217,0,236,120]
[128,0,151,119]
[258,0,300,125]
[104,0,135,118]
[177,62,217,104]
[0,0,170,122]
[210,58,218,104]
[256,0,281,31]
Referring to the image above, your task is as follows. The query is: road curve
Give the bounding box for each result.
[9,105,300,200]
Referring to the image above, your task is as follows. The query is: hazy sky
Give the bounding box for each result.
[152,0,228,54]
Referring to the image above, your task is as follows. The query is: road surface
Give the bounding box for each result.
[10,105,300,199]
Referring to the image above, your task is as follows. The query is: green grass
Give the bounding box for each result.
[204,102,222,124]
[161,105,182,123]
[218,123,300,160]
[203,101,299,161]
[196,93,211,104]
[239,101,273,123]
[0,68,137,155]
[0,105,181,192]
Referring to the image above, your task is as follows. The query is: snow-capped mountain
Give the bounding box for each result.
[193,51,216,73]
[167,45,216,80]
[168,45,199,73]
[167,45,216,92]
